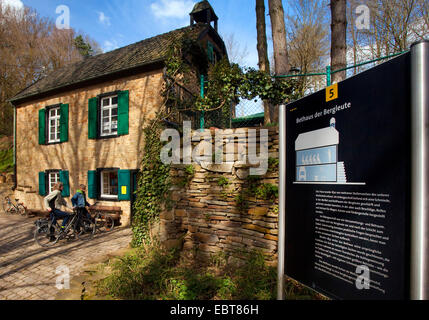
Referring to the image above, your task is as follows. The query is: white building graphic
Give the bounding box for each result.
[295,118,364,185]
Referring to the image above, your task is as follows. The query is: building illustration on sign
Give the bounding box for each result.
[294,118,364,185]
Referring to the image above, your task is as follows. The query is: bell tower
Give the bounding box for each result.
[190,0,218,32]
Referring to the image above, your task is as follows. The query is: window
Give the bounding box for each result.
[100,169,118,199]
[48,171,60,194]
[48,107,61,143]
[88,91,129,140]
[39,104,69,145]
[38,170,70,197]
[88,169,132,201]
[100,96,118,137]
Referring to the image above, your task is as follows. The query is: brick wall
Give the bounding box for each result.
[14,70,164,226]
[158,127,279,264]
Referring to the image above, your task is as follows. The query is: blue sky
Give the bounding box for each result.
[9,0,286,68]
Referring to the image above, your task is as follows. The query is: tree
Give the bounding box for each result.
[268,0,290,76]
[74,35,94,57]
[268,0,290,123]
[256,0,272,124]
[224,33,249,66]
[346,0,429,76]
[0,4,100,136]
[330,0,347,84]
[287,0,329,95]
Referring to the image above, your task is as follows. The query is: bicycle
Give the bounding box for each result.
[2,196,26,215]
[89,202,115,233]
[74,208,96,241]
[93,211,115,233]
[34,212,80,247]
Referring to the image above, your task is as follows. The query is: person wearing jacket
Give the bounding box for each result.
[43,182,73,230]
[71,184,92,221]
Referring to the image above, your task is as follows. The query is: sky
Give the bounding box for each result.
[3,0,290,69]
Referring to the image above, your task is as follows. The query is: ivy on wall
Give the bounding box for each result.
[132,35,291,245]
[132,119,171,247]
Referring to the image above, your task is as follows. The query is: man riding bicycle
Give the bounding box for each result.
[43,182,73,232]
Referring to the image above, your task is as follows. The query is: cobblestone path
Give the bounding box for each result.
[0,214,131,300]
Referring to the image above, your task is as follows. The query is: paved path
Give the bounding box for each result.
[0,213,132,300]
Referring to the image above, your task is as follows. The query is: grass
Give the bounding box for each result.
[93,241,324,300]
[0,148,13,173]
[95,242,278,300]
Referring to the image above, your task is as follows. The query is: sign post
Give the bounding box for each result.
[277,104,286,300]
[280,44,428,299]
[410,40,429,300]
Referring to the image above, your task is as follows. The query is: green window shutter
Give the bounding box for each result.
[59,170,70,197]
[38,172,46,196]
[207,42,214,62]
[118,169,131,201]
[60,104,69,143]
[88,97,98,139]
[117,91,129,136]
[88,170,97,199]
[39,109,46,145]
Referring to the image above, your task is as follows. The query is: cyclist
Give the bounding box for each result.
[43,182,73,232]
[71,184,93,221]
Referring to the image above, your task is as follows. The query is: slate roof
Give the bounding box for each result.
[10,23,209,104]
[191,1,214,14]
[190,1,218,20]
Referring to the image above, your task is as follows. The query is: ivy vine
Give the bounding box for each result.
[132,117,171,247]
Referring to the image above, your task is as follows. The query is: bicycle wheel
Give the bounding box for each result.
[17,204,26,216]
[34,225,59,247]
[8,206,17,215]
[104,215,115,232]
[94,212,105,232]
[76,219,96,241]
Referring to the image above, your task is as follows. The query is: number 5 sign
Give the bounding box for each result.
[326,83,338,102]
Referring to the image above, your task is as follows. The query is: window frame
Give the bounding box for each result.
[97,168,119,201]
[46,169,60,194]
[45,104,62,145]
[96,91,121,140]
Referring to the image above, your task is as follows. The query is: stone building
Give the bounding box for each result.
[9,1,226,226]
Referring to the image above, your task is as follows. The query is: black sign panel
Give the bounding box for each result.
[285,53,411,300]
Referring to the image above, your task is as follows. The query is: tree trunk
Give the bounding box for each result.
[268,0,289,123]
[330,0,347,84]
[256,0,271,125]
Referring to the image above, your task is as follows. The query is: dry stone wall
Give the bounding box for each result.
[159,127,279,264]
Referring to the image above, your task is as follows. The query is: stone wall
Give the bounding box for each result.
[14,70,164,226]
[159,127,279,264]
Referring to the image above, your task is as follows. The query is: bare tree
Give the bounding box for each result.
[268,0,290,76]
[224,33,249,66]
[268,0,290,123]
[0,4,100,136]
[256,0,272,124]
[330,0,347,83]
[287,0,330,95]
[347,0,429,71]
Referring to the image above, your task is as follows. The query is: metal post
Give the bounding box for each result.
[200,75,205,130]
[277,104,286,300]
[13,104,17,190]
[411,40,429,300]
[326,66,331,86]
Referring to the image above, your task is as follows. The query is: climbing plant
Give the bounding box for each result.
[161,36,298,129]
[132,118,171,247]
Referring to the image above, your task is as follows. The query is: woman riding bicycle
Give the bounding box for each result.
[43,182,73,231]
